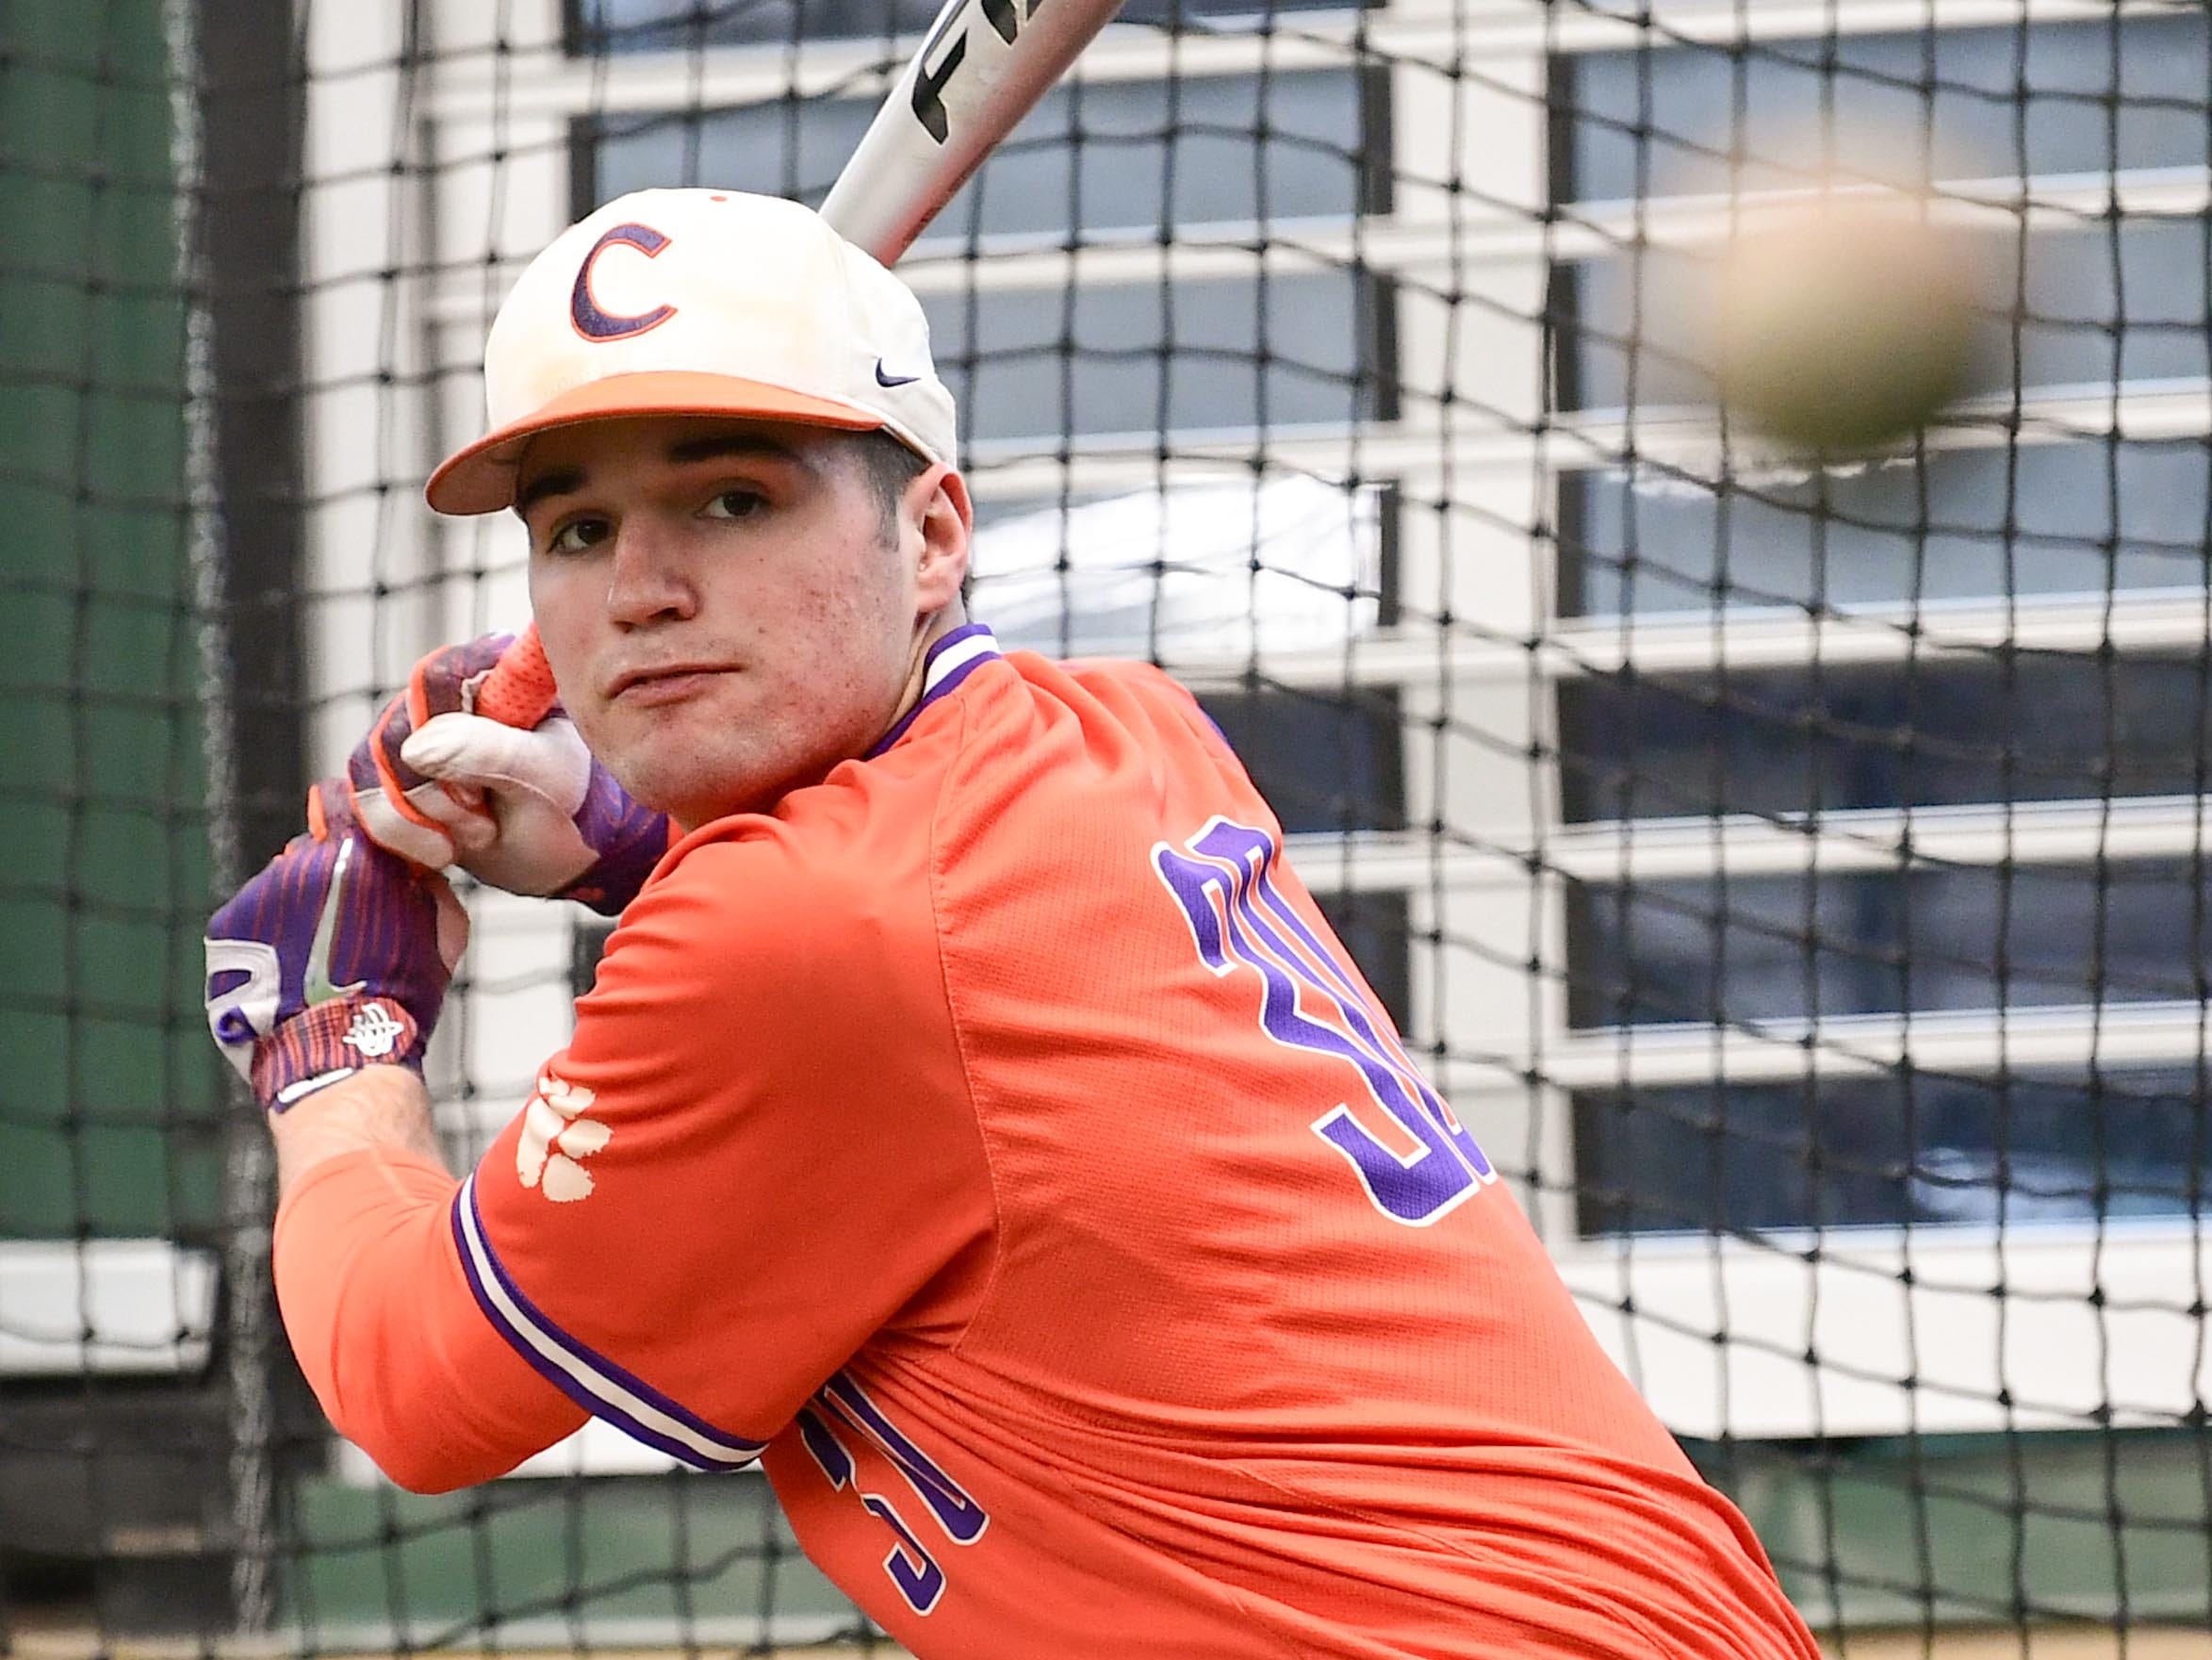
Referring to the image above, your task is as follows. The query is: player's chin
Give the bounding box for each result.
[608,731,789,827]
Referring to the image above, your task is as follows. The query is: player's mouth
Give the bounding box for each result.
[606,663,735,705]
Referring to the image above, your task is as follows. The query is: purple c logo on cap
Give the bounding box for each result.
[570,222,677,341]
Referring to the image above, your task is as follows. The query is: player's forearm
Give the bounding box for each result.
[270,1066,465,1487]
[270,1069,581,1491]
[270,1062,450,1198]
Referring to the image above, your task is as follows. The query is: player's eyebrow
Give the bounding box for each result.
[663,433,817,476]
[513,467,586,520]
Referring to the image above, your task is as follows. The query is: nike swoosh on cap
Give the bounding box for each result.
[875,360,922,388]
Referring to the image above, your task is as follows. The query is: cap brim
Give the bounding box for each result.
[425,370,887,516]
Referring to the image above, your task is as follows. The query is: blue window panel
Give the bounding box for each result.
[923,270,1393,441]
[1574,1068,2212,1234]
[1559,440,2212,617]
[1565,862,2212,1030]
[1197,686,1404,835]
[1555,12,2212,205]
[1558,654,2212,823]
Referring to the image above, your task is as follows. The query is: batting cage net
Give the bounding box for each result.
[5,0,2211,1652]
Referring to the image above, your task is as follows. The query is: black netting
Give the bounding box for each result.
[4,0,2208,1653]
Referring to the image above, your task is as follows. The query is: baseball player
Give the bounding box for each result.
[205,189,1821,1659]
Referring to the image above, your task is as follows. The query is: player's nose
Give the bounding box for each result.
[602,518,699,630]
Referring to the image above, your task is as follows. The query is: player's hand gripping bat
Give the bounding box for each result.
[469,0,1129,731]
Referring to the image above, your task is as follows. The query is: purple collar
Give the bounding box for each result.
[867,624,1002,758]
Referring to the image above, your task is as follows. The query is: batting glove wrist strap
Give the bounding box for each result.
[252,996,425,1109]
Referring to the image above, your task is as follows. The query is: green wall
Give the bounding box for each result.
[0,0,220,1239]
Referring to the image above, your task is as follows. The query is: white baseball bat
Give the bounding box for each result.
[824,0,1129,265]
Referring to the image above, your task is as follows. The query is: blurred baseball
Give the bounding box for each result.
[1712,198,1980,455]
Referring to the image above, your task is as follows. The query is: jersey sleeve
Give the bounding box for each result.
[273,1144,589,1491]
[449,823,995,1468]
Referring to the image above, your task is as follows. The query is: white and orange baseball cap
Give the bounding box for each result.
[426,188,957,516]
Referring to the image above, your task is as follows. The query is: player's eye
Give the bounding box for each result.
[701,488,765,522]
[543,516,611,557]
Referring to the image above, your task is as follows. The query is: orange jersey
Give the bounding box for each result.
[275,625,1819,1660]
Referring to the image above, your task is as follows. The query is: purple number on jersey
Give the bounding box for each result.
[1154,816,1496,1225]
[821,1372,989,1545]
[795,1373,988,1617]
[861,1493,948,1614]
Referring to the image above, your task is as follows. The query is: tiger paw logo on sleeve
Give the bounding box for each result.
[516,1070,611,1202]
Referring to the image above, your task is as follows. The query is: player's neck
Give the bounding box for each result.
[889,600,971,729]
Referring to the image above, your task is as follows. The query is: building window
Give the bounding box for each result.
[1547,7,2212,1254]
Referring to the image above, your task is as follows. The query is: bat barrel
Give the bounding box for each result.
[822,0,1127,264]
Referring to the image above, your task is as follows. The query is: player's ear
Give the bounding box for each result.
[909,463,970,613]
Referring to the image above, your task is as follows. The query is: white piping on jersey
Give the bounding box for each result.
[452,1173,763,1470]
[921,626,997,696]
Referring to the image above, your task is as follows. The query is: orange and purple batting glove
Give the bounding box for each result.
[343,633,672,915]
[204,782,468,1111]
